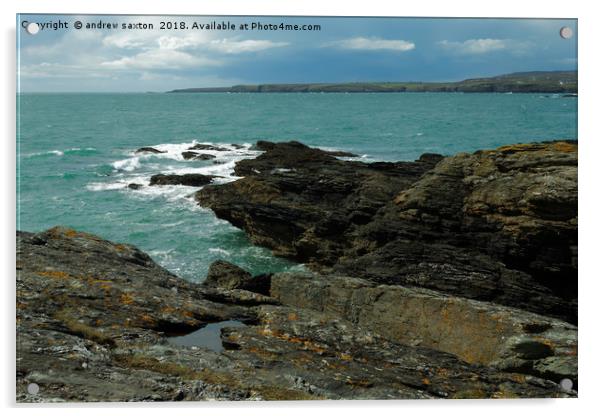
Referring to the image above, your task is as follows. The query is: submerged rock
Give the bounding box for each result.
[127,183,143,190]
[150,173,215,187]
[16,228,573,402]
[135,147,165,154]
[196,140,577,323]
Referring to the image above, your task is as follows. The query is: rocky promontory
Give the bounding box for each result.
[197,140,577,324]
[17,139,578,402]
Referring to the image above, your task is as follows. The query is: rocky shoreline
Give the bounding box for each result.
[16,140,577,402]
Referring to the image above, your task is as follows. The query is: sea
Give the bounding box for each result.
[16,92,577,282]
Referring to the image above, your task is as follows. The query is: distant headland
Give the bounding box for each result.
[168,70,577,94]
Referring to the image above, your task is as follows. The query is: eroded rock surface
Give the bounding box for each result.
[16,228,573,402]
[270,272,577,386]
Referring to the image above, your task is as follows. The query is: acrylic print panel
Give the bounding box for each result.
[16,14,577,402]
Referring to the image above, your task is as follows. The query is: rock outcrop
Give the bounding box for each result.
[135,147,166,154]
[202,260,271,295]
[188,144,229,152]
[182,151,216,161]
[270,272,577,386]
[16,228,573,402]
[196,140,577,323]
[150,173,216,187]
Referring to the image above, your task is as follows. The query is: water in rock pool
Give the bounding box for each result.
[167,320,247,352]
[16,92,577,282]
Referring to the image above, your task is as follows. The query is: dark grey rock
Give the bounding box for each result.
[203,260,271,296]
[196,140,577,323]
[150,174,215,187]
[182,151,216,161]
[135,147,165,154]
[188,144,229,152]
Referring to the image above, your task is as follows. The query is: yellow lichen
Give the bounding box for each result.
[552,141,577,153]
[54,309,115,346]
[37,270,72,279]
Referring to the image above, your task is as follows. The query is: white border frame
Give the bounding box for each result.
[3,1,600,415]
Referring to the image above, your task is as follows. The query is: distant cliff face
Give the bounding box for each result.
[169,71,577,94]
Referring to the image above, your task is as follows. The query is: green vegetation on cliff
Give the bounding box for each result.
[169,71,577,94]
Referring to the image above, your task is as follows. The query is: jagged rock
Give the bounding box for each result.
[182,151,216,161]
[203,260,271,296]
[128,183,143,190]
[270,272,577,386]
[250,140,276,151]
[16,228,573,402]
[135,147,165,154]
[188,144,229,152]
[196,140,577,323]
[203,260,252,290]
[150,174,215,187]
[197,140,441,261]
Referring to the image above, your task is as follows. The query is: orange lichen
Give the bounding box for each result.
[120,293,135,305]
[510,374,526,383]
[180,309,194,318]
[139,314,155,324]
[258,327,328,355]
[63,229,78,238]
[345,378,373,388]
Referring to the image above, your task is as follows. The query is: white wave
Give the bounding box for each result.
[112,157,141,172]
[208,248,231,256]
[23,149,64,158]
[65,147,97,153]
[149,249,174,257]
[86,182,127,191]
[23,147,99,159]
[88,141,263,212]
[133,140,260,163]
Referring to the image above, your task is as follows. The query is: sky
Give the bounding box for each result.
[17,15,577,92]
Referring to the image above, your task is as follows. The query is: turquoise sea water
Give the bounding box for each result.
[17,93,577,281]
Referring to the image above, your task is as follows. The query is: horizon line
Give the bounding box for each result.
[17,69,578,94]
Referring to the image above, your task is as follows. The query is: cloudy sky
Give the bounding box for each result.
[17,15,577,92]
